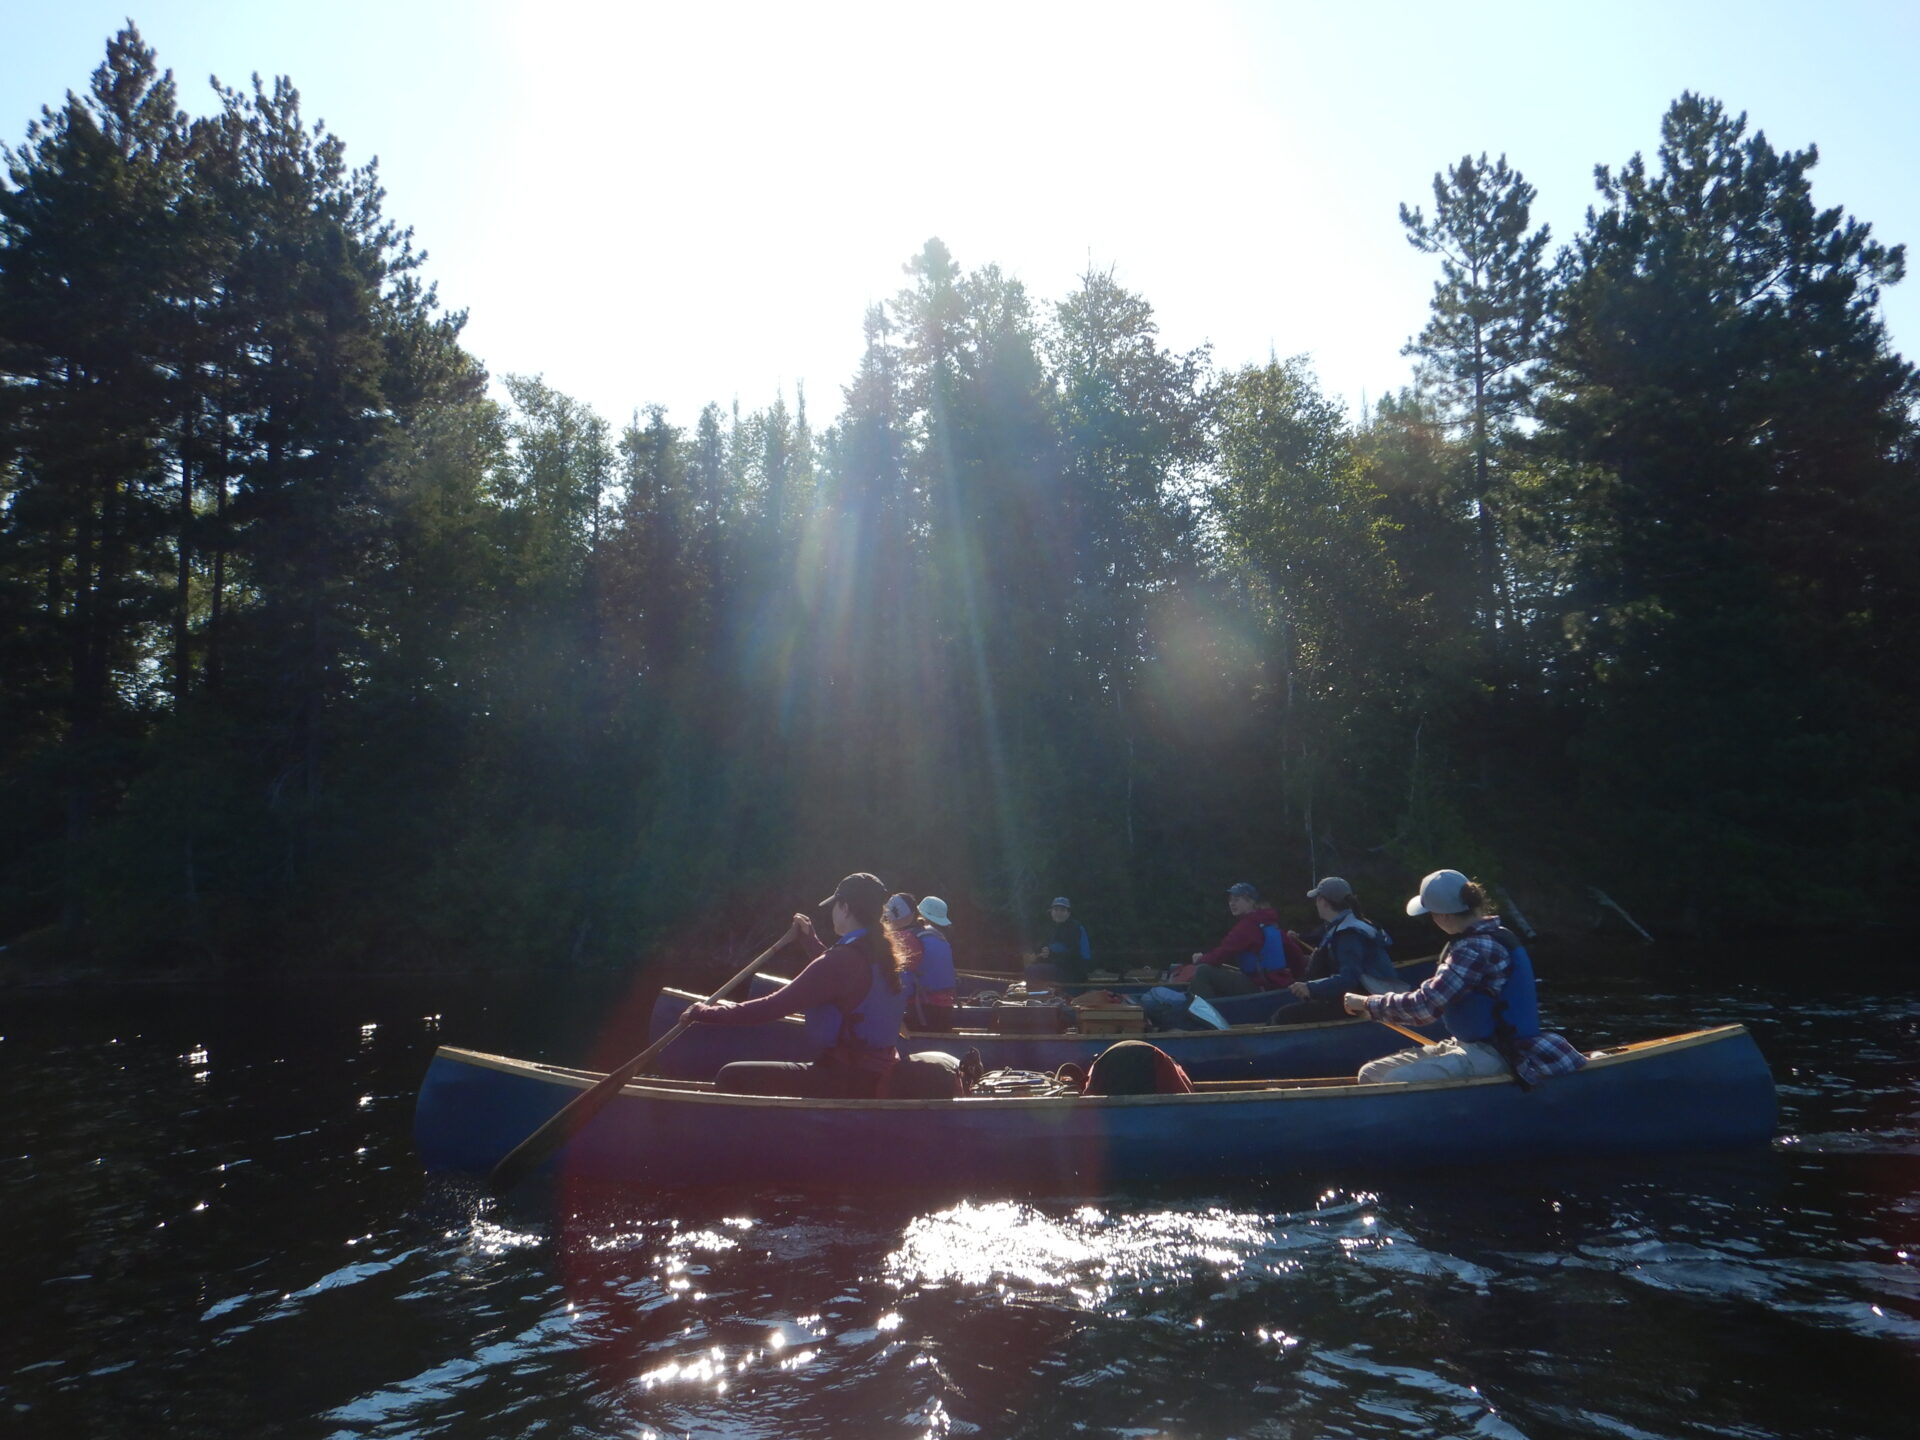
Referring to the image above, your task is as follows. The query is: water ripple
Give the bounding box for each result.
[3,967,1917,1438]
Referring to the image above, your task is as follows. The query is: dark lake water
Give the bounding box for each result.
[4,948,1917,1438]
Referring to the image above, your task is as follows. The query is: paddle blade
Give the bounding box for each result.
[485,933,787,1195]
[1186,996,1230,1031]
[486,1070,624,1195]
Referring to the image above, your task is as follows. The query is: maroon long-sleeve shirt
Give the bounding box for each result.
[691,932,875,1027]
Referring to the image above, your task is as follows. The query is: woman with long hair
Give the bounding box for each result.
[1344,869,1585,1086]
[685,872,909,1097]
[887,891,958,1032]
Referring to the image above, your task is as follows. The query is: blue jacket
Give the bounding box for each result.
[906,924,957,996]
[1044,920,1091,966]
[1302,914,1397,1000]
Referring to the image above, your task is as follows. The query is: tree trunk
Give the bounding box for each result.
[62,468,101,939]
[305,585,324,809]
[173,438,193,705]
[173,301,199,706]
[207,411,228,691]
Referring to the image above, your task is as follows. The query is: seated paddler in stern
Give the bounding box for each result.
[1186,882,1297,1001]
[1343,869,1585,1086]
[1027,895,1093,985]
[1273,877,1396,1021]
[684,871,909,1097]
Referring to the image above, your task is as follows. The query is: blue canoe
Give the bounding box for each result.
[646,983,1441,1082]
[953,969,1162,999]
[413,1025,1778,1190]
[946,954,1440,1028]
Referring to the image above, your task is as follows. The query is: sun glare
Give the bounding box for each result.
[476,0,1266,430]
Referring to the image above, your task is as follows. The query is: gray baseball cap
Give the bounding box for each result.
[1406,869,1472,916]
[1307,876,1355,905]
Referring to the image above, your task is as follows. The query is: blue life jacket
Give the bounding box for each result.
[1238,923,1292,981]
[913,924,957,993]
[799,1004,842,1053]
[840,958,909,1057]
[1440,925,1541,1045]
[800,930,906,1068]
[1307,914,1398,997]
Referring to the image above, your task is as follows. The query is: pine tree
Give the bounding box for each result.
[1544,92,1919,918]
[197,72,428,819]
[1401,154,1550,650]
[606,403,696,676]
[1046,265,1211,689]
[0,25,194,930]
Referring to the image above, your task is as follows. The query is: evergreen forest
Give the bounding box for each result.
[4,27,1917,976]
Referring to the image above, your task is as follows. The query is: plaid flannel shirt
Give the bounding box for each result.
[1359,918,1586,1085]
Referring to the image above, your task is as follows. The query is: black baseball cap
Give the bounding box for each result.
[819,872,887,909]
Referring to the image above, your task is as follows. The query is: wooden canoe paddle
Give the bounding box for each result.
[488,934,789,1194]
[1343,993,1430,1048]
[1377,1018,1431,1046]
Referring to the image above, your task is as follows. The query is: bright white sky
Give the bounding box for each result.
[6,1,1918,434]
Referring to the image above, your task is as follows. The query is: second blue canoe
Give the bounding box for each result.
[644,984,1442,1082]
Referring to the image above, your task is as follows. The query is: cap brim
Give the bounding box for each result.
[1405,896,1428,916]
[818,893,838,908]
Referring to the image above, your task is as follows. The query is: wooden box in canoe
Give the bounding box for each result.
[1073,1006,1147,1036]
[413,1026,1778,1191]
[645,984,1442,1082]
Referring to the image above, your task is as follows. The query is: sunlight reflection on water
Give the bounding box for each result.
[5,968,1917,1439]
[884,1194,1395,1310]
[464,1216,544,1257]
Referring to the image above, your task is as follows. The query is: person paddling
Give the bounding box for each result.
[1275,877,1397,1020]
[685,872,909,1097]
[1343,869,1585,1086]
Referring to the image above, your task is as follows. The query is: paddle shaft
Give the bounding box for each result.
[487,935,789,1194]
[1377,1018,1430,1046]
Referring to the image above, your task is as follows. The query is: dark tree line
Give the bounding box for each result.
[3,29,1915,974]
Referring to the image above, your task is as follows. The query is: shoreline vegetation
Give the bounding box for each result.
[4,26,1916,982]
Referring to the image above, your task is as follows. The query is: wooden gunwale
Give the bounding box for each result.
[429,1024,1752,1112]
